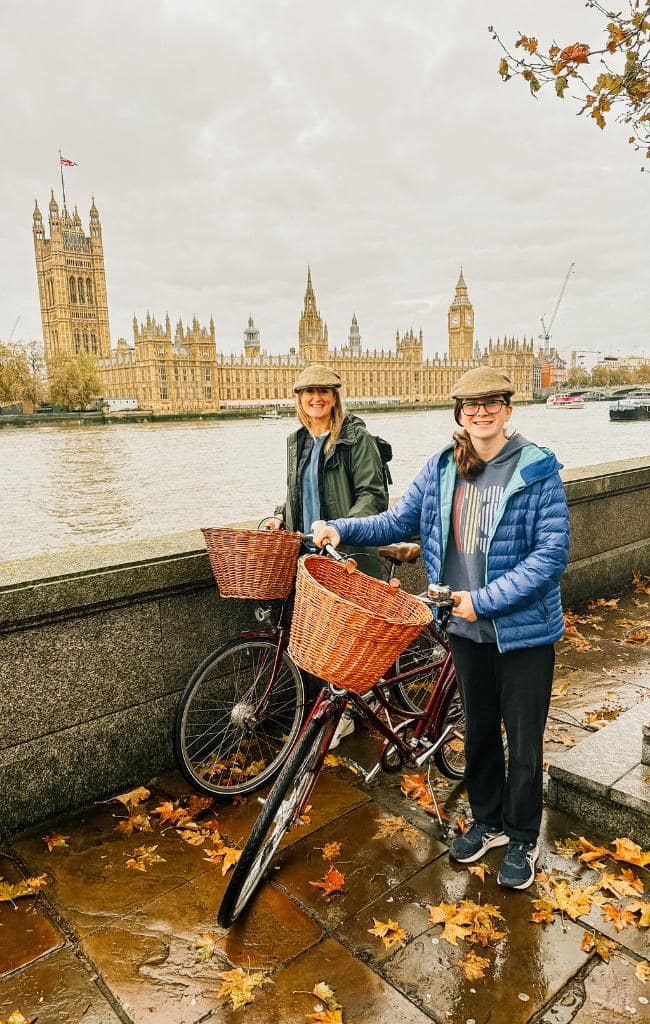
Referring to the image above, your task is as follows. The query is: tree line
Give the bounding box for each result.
[0,341,101,411]
[566,362,650,388]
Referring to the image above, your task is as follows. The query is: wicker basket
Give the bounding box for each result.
[288,555,432,694]
[202,527,302,600]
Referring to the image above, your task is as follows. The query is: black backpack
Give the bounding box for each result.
[342,433,393,493]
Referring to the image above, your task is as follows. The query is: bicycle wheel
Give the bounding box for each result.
[393,627,447,713]
[433,687,466,780]
[174,639,306,797]
[218,711,332,927]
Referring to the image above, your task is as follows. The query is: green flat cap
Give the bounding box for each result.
[450,366,514,400]
[293,365,342,392]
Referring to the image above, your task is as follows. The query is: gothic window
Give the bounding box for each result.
[174,367,179,383]
[83,331,89,352]
[204,368,211,382]
[204,386,212,400]
[86,278,93,304]
[91,332,97,353]
[157,347,165,358]
[74,331,81,354]
[77,278,85,304]
[159,386,168,400]
[69,277,77,303]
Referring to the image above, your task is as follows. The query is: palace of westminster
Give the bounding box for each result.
[33,195,534,412]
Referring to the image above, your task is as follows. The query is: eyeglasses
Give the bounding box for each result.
[460,399,508,415]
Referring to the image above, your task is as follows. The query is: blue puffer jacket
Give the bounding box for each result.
[329,443,569,653]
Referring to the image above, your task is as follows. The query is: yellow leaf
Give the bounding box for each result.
[42,832,70,852]
[636,961,650,983]
[498,58,509,79]
[195,931,217,962]
[311,982,340,1009]
[368,917,409,950]
[468,863,490,883]
[601,903,637,931]
[625,900,650,928]
[611,837,650,867]
[217,967,272,1010]
[308,1010,343,1024]
[113,786,150,810]
[115,814,152,836]
[373,814,419,846]
[323,754,345,768]
[530,899,555,925]
[581,930,617,961]
[577,837,611,866]
[125,845,165,872]
[177,829,206,846]
[459,949,490,980]
[321,842,342,862]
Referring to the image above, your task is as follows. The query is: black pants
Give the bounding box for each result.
[448,634,555,844]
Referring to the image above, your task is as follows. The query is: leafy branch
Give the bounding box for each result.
[489,1,650,166]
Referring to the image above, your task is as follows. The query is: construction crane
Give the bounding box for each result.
[539,262,575,355]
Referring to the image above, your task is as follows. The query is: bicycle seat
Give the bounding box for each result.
[377,542,421,564]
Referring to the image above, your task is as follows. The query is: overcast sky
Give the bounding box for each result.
[0,0,648,360]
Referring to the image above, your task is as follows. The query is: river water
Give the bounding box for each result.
[1,404,648,561]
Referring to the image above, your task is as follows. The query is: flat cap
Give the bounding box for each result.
[293,364,342,392]
[450,366,514,400]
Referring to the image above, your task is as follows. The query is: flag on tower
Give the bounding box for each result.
[60,156,77,166]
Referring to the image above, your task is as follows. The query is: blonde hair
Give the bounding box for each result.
[295,388,346,452]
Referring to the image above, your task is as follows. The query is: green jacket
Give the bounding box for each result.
[275,414,388,576]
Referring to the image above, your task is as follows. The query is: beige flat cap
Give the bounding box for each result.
[450,367,514,400]
[293,365,342,392]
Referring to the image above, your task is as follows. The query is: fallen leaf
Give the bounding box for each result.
[587,598,620,609]
[311,982,340,1009]
[177,828,206,846]
[626,900,650,928]
[321,842,342,862]
[580,930,617,961]
[309,866,345,897]
[0,874,48,903]
[42,832,70,852]
[323,754,345,768]
[458,949,490,980]
[577,837,611,866]
[632,570,650,596]
[150,801,188,826]
[1,1013,30,1024]
[598,871,644,899]
[195,931,217,962]
[204,840,241,875]
[636,961,650,983]
[427,899,505,947]
[611,837,650,868]
[217,967,272,1010]
[554,837,581,859]
[114,786,150,810]
[530,899,556,925]
[601,903,637,931]
[115,814,152,836]
[373,814,419,846]
[308,1010,343,1024]
[368,917,409,950]
[187,795,214,818]
[468,863,490,883]
[125,845,165,872]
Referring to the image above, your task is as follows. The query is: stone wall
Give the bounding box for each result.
[1,458,648,835]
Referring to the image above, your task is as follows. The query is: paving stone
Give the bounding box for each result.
[539,953,650,1023]
[0,946,122,1023]
[274,799,445,930]
[220,936,433,1024]
[0,855,64,976]
[611,763,650,816]
[81,875,322,1024]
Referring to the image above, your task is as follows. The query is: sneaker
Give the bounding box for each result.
[448,821,508,863]
[329,711,355,750]
[497,840,539,890]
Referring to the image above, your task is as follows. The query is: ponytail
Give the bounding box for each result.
[452,429,485,481]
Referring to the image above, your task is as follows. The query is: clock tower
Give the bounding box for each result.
[448,268,474,362]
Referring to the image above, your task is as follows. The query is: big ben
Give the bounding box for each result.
[448,268,474,362]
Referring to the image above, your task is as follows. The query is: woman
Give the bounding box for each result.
[313,366,569,889]
[273,363,389,744]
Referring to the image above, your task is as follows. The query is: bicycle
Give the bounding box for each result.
[174,530,464,798]
[217,574,464,927]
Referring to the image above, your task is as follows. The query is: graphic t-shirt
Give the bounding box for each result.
[444,434,528,643]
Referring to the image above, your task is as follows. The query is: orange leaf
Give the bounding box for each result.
[559,43,590,65]
[42,832,70,852]
[309,866,346,897]
[458,949,490,980]
[577,837,611,866]
[115,814,152,837]
[321,841,343,862]
[368,917,409,950]
[113,786,150,810]
[150,801,187,826]
[530,900,555,925]
[636,961,650,983]
[611,837,650,867]
[601,903,637,931]
[308,1010,343,1024]
[217,967,272,1010]
[581,930,617,961]
[468,863,490,883]
[125,845,165,872]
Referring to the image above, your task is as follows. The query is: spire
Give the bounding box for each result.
[456,266,467,292]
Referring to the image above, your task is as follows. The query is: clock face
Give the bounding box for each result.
[451,313,460,326]
[465,313,472,325]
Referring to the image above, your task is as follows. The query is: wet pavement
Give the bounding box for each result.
[1,587,649,1023]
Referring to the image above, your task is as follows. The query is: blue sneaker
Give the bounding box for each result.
[497,840,539,890]
[448,821,508,863]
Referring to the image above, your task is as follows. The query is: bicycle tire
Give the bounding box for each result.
[174,638,306,797]
[393,627,447,713]
[433,686,466,780]
[217,711,332,927]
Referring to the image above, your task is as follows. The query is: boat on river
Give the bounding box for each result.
[609,398,650,421]
[259,409,283,420]
[546,394,585,409]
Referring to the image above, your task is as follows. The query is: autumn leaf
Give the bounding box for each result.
[632,570,650,596]
[427,899,505,947]
[43,832,70,851]
[368,917,409,950]
[125,844,165,872]
[400,772,429,802]
[581,930,618,961]
[308,1010,343,1024]
[530,899,556,925]
[195,931,217,962]
[217,967,272,1010]
[187,795,214,818]
[115,814,152,837]
[554,836,581,859]
[1,1013,31,1024]
[311,982,341,1010]
[323,753,345,768]
[577,837,611,866]
[636,961,650,983]
[321,841,342,862]
[587,597,620,609]
[113,786,150,810]
[611,837,650,867]
[309,866,346,897]
[459,949,490,980]
[598,871,644,899]
[601,903,637,932]
[544,879,594,921]
[204,840,241,875]
[498,57,510,79]
[468,863,490,883]
[150,801,189,826]
[0,874,48,903]
[373,814,419,846]
[559,43,590,65]
[177,828,206,846]
[618,630,649,645]
[626,900,650,928]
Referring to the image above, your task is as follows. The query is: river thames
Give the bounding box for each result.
[1,403,648,560]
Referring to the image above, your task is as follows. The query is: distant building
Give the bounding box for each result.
[570,349,604,374]
[33,198,534,412]
[535,347,567,394]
